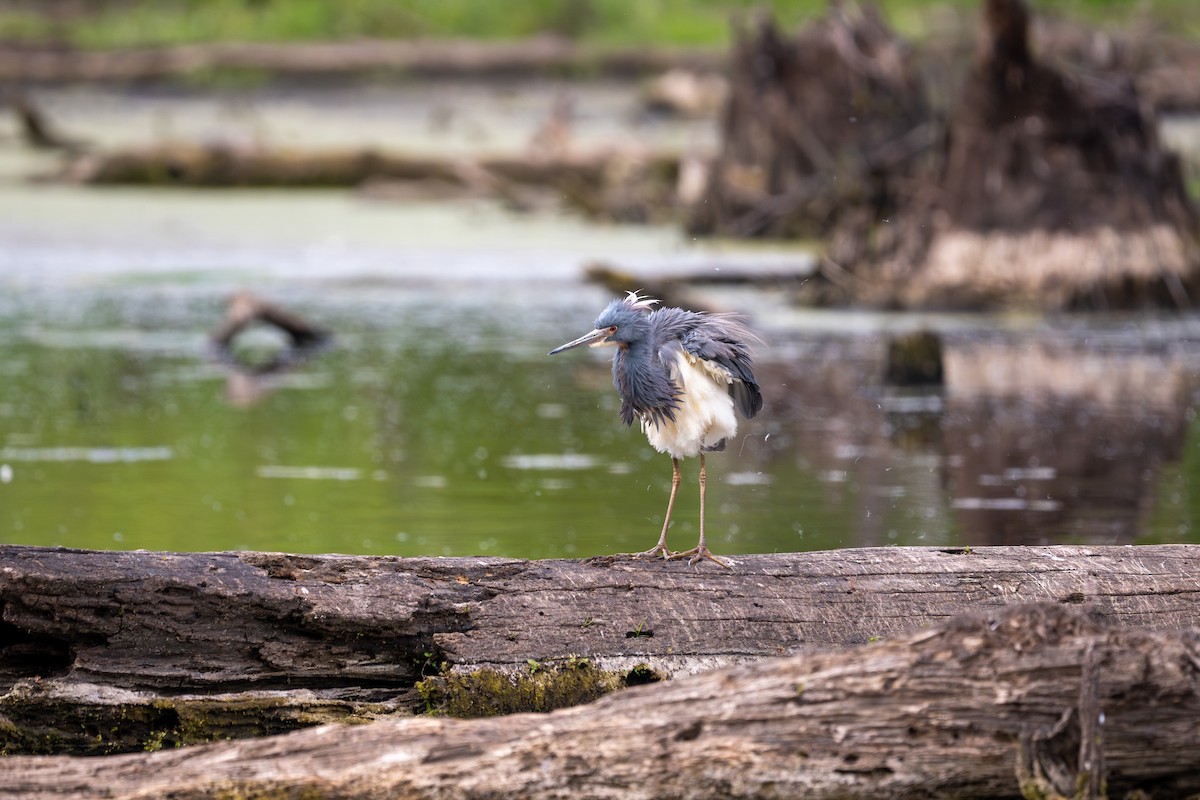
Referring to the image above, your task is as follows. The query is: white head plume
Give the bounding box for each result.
[622,290,659,312]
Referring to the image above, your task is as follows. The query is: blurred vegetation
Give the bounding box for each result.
[0,0,1196,49]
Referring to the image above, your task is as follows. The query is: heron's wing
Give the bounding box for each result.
[680,315,764,420]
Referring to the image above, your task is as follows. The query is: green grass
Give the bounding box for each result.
[2,0,1196,50]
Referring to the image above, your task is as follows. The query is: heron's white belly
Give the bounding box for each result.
[642,352,737,459]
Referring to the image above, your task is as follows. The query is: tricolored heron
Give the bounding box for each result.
[550,291,763,566]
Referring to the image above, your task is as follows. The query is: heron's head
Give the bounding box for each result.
[548,291,658,355]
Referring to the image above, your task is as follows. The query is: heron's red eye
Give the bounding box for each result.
[608,326,617,334]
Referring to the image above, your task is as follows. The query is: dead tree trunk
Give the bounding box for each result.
[6,602,1200,800]
[686,6,932,241]
[836,0,1200,310]
[4,544,1200,756]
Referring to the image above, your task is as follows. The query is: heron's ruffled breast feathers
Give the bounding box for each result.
[614,347,681,427]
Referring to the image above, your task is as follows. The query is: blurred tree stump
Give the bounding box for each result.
[689,0,1199,310]
[833,0,1200,310]
[686,5,934,240]
[6,602,1200,799]
[4,544,1200,756]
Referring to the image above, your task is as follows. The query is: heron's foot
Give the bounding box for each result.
[633,544,676,561]
[669,546,731,569]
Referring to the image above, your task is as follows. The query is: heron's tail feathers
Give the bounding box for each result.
[730,380,764,420]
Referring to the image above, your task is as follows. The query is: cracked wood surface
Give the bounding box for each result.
[5,603,1200,800]
[3,544,1200,753]
[4,544,1200,687]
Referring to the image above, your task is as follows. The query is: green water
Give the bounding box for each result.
[2,282,1199,559]
[0,286,853,557]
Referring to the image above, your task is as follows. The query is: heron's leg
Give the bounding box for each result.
[672,454,730,568]
[636,457,680,559]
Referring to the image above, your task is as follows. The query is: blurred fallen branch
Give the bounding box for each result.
[210,290,329,369]
[211,291,328,352]
[6,89,85,151]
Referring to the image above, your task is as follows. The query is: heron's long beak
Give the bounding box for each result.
[548,328,610,355]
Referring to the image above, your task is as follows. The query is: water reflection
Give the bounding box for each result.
[747,326,1200,549]
[941,339,1192,545]
[0,287,1197,556]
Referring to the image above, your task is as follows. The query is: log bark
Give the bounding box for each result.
[4,544,1200,756]
[6,602,1200,799]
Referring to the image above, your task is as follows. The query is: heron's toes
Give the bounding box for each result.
[633,544,675,560]
[670,546,731,569]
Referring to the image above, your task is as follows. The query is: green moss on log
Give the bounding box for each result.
[417,658,664,718]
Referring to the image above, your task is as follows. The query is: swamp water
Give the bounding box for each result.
[4,270,1200,559]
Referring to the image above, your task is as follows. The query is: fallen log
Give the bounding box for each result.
[4,544,1200,755]
[58,142,679,212]
[58,143,686,220]
[61,144,594,186]
[6,602,1200,799]
[0,38,722,83]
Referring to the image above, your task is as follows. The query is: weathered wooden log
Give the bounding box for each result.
[6,602,1200,799]
[0,38,722,83]
[4,544,1200,756]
